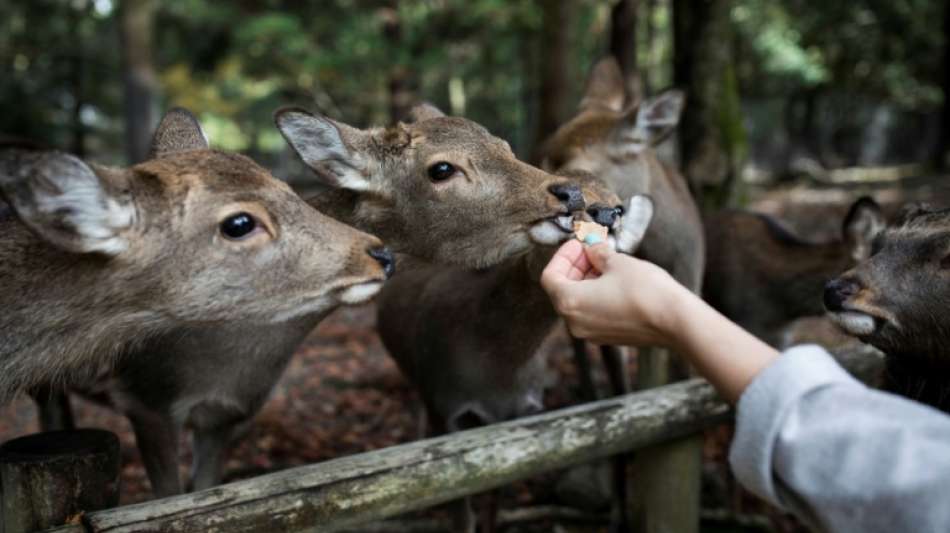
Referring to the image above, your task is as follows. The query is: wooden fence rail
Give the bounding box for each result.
[42,346,883,533]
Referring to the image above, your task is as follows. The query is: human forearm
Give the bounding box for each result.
[664,287,779,403]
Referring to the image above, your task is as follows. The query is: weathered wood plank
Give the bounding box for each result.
[59,345,881,533]
[0,429,119,533]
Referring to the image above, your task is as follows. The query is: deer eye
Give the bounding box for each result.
[220,212,257,240]
[427,161,457,182]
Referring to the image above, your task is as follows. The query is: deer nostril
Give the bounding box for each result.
[548,183,585,212]
[367,247,395,279]
[589,206,618,228]
[823,278,859,312]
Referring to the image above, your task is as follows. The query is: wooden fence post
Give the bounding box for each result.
[631,347,703,533]
[1,429,120,533]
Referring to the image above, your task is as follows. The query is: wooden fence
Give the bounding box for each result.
[37,346,883,533]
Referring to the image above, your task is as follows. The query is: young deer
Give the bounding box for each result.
[537,57,704,532]
[824,203,950,411]
[375,172,654,533]
[0,108,390,405]
[704,197,885,346]
[54,104,586,497]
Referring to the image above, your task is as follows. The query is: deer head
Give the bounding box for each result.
[275,104,585,268]
[538,57,684,196]
[0,108,392,327]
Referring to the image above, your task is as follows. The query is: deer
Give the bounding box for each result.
[704,197,885,346]
[536,56,705,532]
[824,203,950,412]
[0,107,391,407]
[42,103,588,498]
[375,170,654,533]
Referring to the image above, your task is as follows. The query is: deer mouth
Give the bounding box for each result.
[339,280,384,305]
[528,213,575,245]
[553,214,574,233]
[827,309,883,337]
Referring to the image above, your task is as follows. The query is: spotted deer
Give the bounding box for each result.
[375,171,654,533]
[46,104,587,497]
[0,108,390,405]
[824,203,950,411]
[704,197,885,346]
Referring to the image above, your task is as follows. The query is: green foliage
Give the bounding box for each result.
[733,0,943,109]
[0,0,944,167]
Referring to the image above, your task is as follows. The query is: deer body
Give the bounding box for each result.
[63,104,586,497]
[378,251,557,433]
[704,198,884,345]
[1,110,389,406]
[376,176,653,532]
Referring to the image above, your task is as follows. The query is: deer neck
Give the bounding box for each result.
[0,223,164,400]
[476,246,561,364]
[306,188,397,244]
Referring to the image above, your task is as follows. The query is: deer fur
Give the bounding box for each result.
[375,172,654,532]
[825,203,950,411]
[704,197,884,345]
[0,108,388,405]
[53,104,588,497]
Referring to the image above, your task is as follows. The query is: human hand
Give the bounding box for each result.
[540,239,690,348]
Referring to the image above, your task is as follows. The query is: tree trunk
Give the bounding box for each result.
[609,0,638,77]
[67,2,90,158]
[534,0,571,156]
[382,5,415,123]
[935,3,950,171]
[1,430,119,533]
[673,0,742,208]
[643,0,658,92]
[119,0,157,164]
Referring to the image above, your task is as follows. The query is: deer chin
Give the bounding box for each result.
[827,310,878,337]
[529,214,574,246]
[268,280,384,322]
[339,281,384,305]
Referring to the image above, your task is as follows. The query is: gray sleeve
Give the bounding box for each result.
[729,344,950,533]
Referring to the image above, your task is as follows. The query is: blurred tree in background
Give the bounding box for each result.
[1,0,946,202]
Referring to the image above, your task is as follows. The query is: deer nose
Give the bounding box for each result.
[823,277,859,311]
[368,247,395,279]
[549,183,585,212]
[588,206,618,228]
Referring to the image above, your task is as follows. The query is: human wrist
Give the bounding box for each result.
[647,276,698,351]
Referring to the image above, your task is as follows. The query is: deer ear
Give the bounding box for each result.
[148,107,210,159]
[580,57,625,112]
[611,90,685,155]
[408,103,446,122]
[0,149,135,255]
[274,107,374,192]
[843,196,885,261]
[614,195,654,254]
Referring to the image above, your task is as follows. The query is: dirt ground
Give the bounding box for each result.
[4,174,944,531]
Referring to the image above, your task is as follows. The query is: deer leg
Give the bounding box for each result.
[601,345,631,395]
[601,344,632,533]
[570,331,599,402]
[448,496,477,533]
[190,417,244,492]
[128,409,182,497]
[477,489,499,533]
[31,386,76,432]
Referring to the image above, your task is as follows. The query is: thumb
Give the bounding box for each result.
[585,242,616,274]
